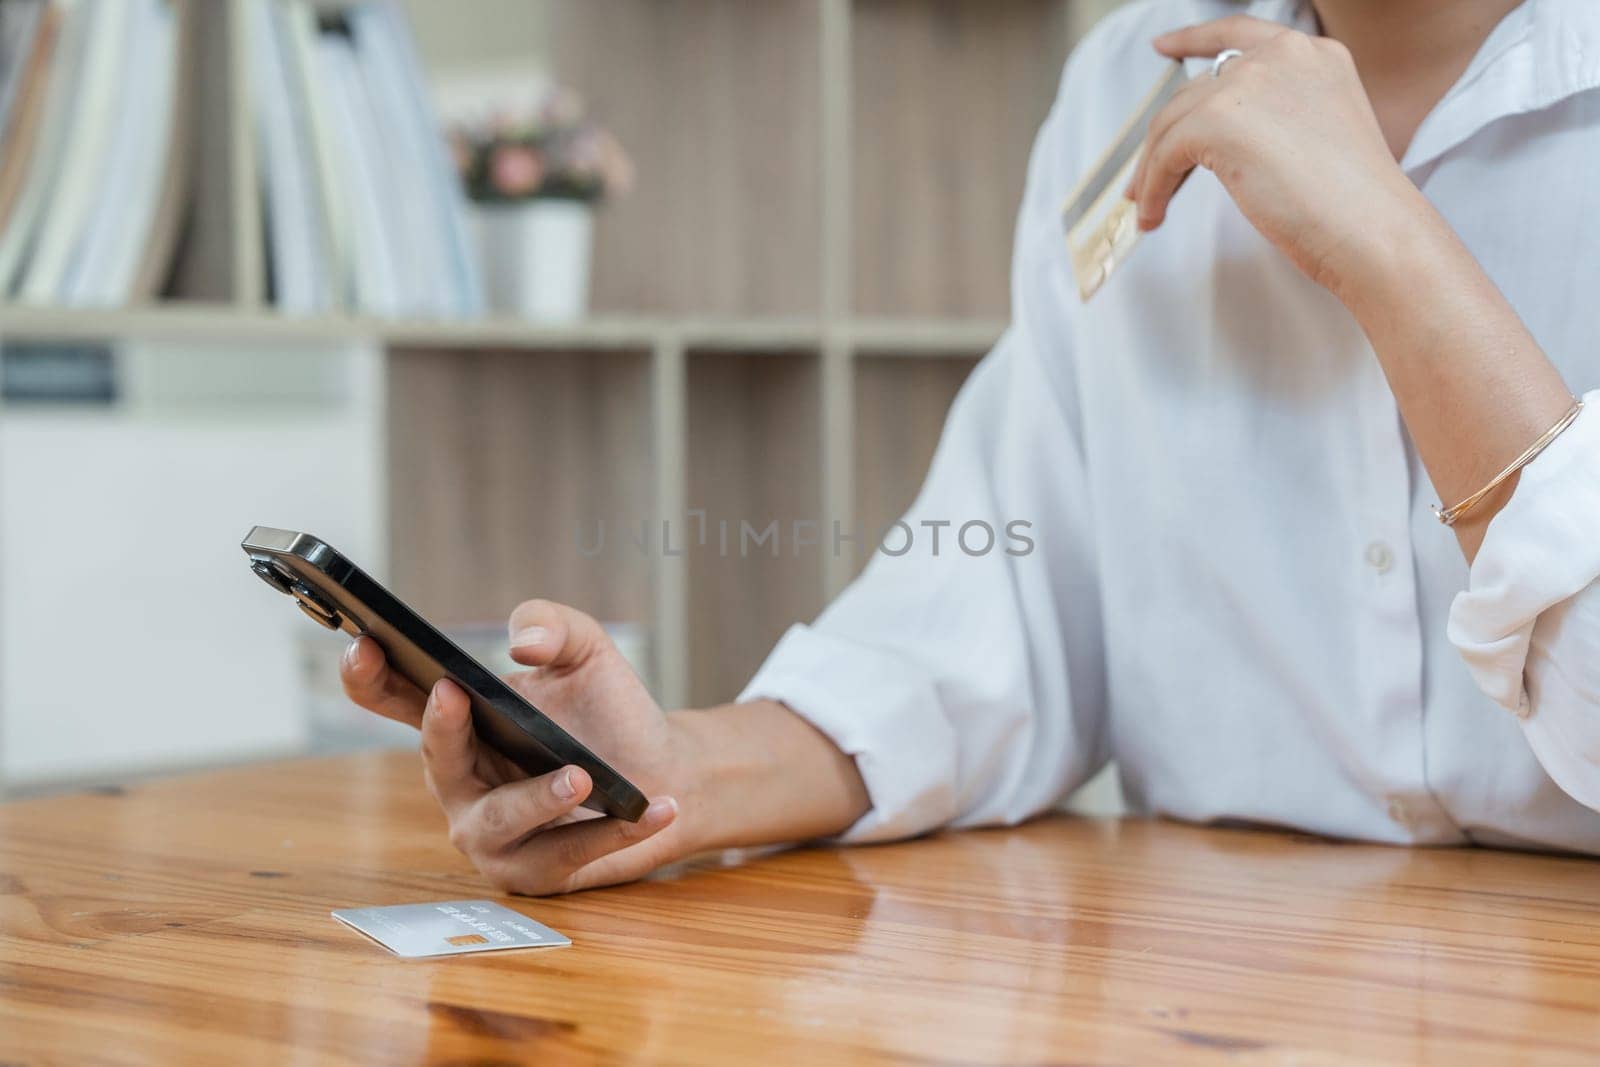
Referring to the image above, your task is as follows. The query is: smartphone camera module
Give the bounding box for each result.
[250,558,296,595]
[289,581,342,630]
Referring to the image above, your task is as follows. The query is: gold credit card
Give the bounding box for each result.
[1061,62,1187,302]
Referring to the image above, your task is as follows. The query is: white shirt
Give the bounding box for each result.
[740,0,1600,851]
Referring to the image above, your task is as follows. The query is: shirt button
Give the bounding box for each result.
[1365,541,1394,574]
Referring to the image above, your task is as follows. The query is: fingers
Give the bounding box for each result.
[340,636,427,727]
[1132,107,1209,232]
[1131,17,1286,230]
[1130,25,1282,231]
[441,758,679,896]
[1128,60,1231,232]
[1152,14,1287,58]
[494,797,679,896]
[419,680,609,855]
[506,598,610,670]
[1124,76,1210,216]
[452,765,595,853]
[419,679,484,812]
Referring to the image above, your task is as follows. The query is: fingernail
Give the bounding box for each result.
[553,766,580,800]
[342,640,359,669]
[509,626,549,651]
[644,797,678,823]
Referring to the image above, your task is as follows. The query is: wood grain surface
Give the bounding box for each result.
[852,353,980,576]
[386,345,656,630]
[685,351,823,707]
[544,0,822,317]
[4,751,1600,1064]
[851,0,1073,318]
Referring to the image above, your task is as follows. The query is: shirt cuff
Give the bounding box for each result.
[738,623,959,843]
[1448,391,1600,718]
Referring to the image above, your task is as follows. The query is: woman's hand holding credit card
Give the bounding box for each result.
[1073,15,1431,311]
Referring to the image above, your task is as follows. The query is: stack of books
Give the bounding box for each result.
[0,0,190,309]
[247,0,484,318]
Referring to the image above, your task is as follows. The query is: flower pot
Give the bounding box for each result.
[471,199,594,322]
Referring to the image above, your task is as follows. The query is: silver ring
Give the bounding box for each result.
[1211,48,1245,78]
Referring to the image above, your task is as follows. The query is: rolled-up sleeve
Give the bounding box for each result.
[1448,390,1600,811]
[739,45,1113,842]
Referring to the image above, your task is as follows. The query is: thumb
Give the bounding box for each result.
[506,598,611,671]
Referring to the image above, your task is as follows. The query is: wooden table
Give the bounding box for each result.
[3,752,1600,1064]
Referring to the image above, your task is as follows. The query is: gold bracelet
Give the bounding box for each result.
[1433,397,1585,527]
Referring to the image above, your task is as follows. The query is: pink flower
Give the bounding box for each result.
[489,144,544,197]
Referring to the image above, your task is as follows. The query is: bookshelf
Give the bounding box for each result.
[0,0,1121,712]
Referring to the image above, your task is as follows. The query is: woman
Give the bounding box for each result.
[344,0,1600,893]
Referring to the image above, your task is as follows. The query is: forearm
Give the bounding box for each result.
[669,699,871,852]
[1336,187,1573,559]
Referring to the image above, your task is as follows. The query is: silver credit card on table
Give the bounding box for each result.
[332,900,571,959]
[1061,61,1187,302]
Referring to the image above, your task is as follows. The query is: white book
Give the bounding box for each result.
[283,0,353,309]
[95,0,179,304]
[317,34,401,316]
[62,0,175,306]
[248,0,331,314]
[357,3,484,318]
[17,0,133,304]
[347,6,438,316]
[0,0,92,294]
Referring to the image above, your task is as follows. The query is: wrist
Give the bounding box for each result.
[661,699,869,854]
[660,708,733,855]
[1323,180,1462,318]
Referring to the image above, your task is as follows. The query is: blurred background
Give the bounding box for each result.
[0,0,1124,808]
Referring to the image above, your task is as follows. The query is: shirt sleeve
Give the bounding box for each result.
[1447,391,1600,811]
[737,53,1110,844]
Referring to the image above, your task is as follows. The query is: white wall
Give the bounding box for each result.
[0,339,384,790]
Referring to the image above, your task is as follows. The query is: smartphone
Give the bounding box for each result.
[241,526,649,822]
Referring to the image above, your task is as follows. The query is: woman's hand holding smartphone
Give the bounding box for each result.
[248,531,873,894]
[341,599,686,895]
